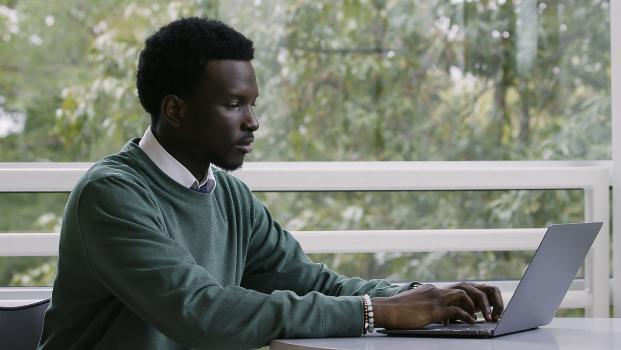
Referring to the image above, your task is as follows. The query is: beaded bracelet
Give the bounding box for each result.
[360,283,421,335]
[408,281,424,290]
[361,294,374,335]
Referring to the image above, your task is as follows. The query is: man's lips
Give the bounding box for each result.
[236,136,254,153]
[238,136,254,144]
[236,143,253,153]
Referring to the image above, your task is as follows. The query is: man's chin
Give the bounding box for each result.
[213,159,244,172]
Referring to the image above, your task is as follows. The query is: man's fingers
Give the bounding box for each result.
[443,289,476,317]
[443,306,476,325]
[476,284,505,322]
[450,285,492,321]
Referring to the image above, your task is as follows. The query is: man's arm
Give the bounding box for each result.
[240,191,504,329]
[76,175,364,349]
[240,194,414,297]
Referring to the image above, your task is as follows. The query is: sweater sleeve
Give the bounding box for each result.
[241,193,413,299]
[76,175,364,350]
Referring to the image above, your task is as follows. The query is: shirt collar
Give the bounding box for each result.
[138,126,216,193]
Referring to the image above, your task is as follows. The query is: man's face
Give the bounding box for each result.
[184,60,259,171]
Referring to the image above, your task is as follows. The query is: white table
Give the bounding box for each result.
[270,318,621,350]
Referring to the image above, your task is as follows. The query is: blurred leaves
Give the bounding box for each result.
[0,0,610,290]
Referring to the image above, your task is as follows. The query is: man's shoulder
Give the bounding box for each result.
[212,169,258,215]
[75,138,148,187]
[73,156,148,200]
[90,158,142,184]
[213,168,252,194]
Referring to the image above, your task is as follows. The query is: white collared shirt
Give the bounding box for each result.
[138,126,216,193]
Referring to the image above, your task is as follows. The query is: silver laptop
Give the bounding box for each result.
[378,222,603,338]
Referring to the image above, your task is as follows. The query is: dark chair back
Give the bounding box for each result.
[0,298,50,350]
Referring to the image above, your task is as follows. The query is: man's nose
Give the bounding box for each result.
[243,106,259,131]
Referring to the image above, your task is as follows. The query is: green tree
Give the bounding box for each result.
[0,1,610,319]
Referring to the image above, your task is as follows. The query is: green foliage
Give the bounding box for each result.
[0,0,611,319]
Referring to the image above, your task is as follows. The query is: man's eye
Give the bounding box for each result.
[225,103,241,110]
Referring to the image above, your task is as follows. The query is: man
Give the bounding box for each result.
[38,17,503,349]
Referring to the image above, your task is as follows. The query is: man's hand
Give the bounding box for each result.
[445,282,504,322]
[371,282,504,330]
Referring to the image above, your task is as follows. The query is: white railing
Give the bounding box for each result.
[0,161,612,316]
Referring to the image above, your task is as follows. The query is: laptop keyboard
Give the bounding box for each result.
[425,321,495,332]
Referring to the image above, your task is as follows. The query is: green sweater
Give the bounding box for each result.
[38,138,412,350]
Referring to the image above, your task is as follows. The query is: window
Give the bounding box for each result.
[0,1,611,318]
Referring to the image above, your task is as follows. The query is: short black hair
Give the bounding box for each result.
[136,17,254,122]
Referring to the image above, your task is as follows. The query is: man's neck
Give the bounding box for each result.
[151,126,210,182]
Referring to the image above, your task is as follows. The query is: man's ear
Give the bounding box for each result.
[159,94,187,128]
